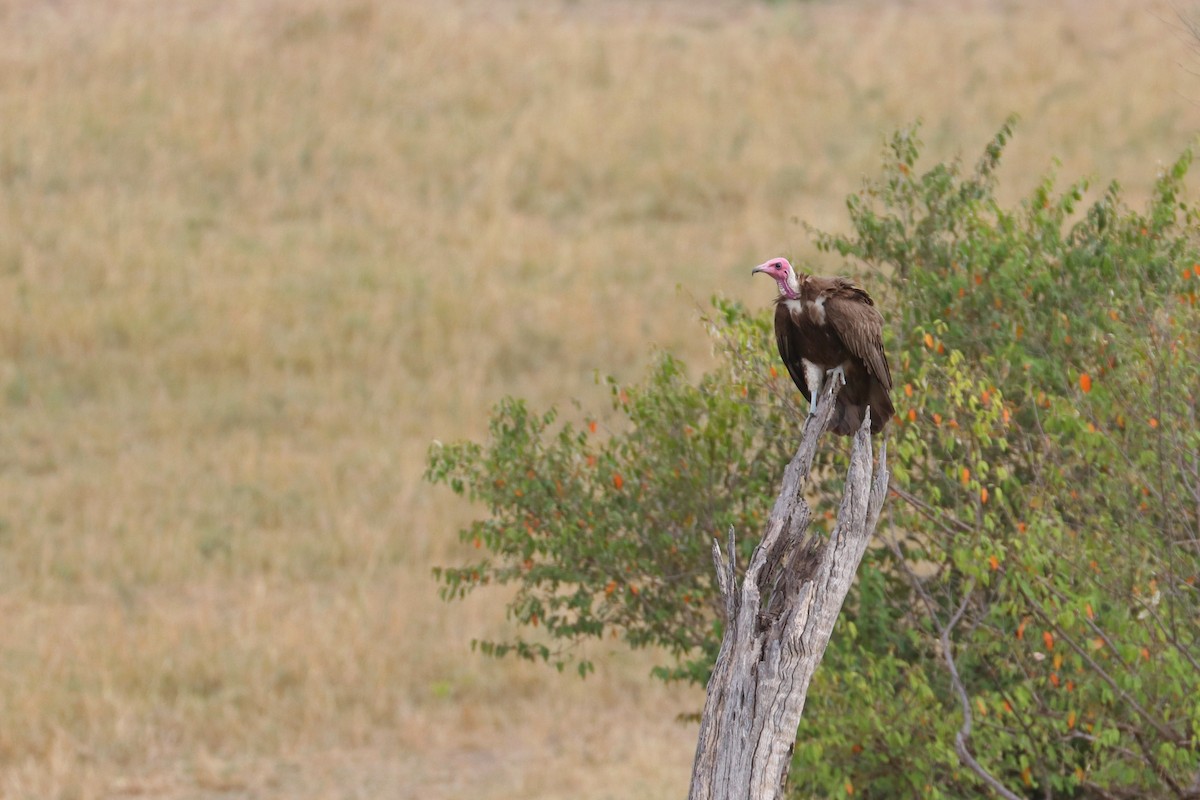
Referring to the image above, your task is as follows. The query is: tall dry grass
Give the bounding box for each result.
[1,0,1198,796]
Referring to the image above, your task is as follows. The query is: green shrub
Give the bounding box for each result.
[428,120,1200,797]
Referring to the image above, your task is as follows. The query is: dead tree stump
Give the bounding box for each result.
[688,375,890,800]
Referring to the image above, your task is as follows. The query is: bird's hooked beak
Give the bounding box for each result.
[750,260,775,276]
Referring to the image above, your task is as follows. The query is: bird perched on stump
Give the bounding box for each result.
[752,257,894,436]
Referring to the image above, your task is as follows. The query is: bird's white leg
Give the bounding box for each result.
[826,365,847,392]
[802,360,824,417]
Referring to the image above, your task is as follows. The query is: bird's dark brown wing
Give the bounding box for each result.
[824,283,893,390]
[774,300,811,403]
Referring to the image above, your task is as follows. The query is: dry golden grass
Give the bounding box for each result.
[1,0,1199,796]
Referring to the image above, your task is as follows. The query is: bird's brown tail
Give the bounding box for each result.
[830,390,894,437]
[868,382,895,434]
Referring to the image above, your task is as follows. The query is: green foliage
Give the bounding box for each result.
[799,119,1200,797]
[428,121,1200,797]
[428,327,798,683]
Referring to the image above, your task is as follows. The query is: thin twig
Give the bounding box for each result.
[940,582,1026,800]
[889,481,975,535]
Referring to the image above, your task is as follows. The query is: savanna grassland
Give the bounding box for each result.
[2,0,1199,797]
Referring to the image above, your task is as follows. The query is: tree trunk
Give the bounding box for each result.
[688,375,890,800]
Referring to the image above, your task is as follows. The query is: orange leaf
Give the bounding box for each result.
[1003,700,1013,713]
[769,366,778,378]
[933,412,943,425]
[1149,417,1159,429]
[845,781,854,796]
[907,408,917,422]
[923,333,934,349]
[1085,603,1094,620]
[904,383,913,398]
[629,584,639,596]
[1194,263,1200,277]
[1067,710,1076,729]
[1021,766,1032,786]
[612,473,624,490]
[473,536,482,549]
[1053,653,1063,670]
[988,555,1000,571]
[1017,522,1027,534]
[981,389,991,405]
[1016,620,1026,640]
[980,487,989,504]
[1050,672,1060,687]
[1079,373,1092,393]
[605,580,617,596]
[937,342,946,354]
[961,467,970,487]
[588,420,597,433]
[1043,631,1055,651]
[619,389,629,404]
[1141,647,1150,661]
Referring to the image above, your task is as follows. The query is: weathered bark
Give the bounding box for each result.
[688,375,890,800]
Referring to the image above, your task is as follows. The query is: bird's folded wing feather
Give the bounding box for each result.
[773,302,811,401]
[825,290,893,390]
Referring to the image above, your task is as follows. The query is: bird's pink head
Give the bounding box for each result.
[751,257,800,299]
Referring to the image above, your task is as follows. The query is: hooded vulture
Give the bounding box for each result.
[752,257,894,436]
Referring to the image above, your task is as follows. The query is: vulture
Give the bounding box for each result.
[752,257,894,436]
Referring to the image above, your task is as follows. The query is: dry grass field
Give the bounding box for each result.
[2,0,1199,797]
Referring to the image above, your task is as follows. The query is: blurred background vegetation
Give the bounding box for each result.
[2,0,1200,797]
